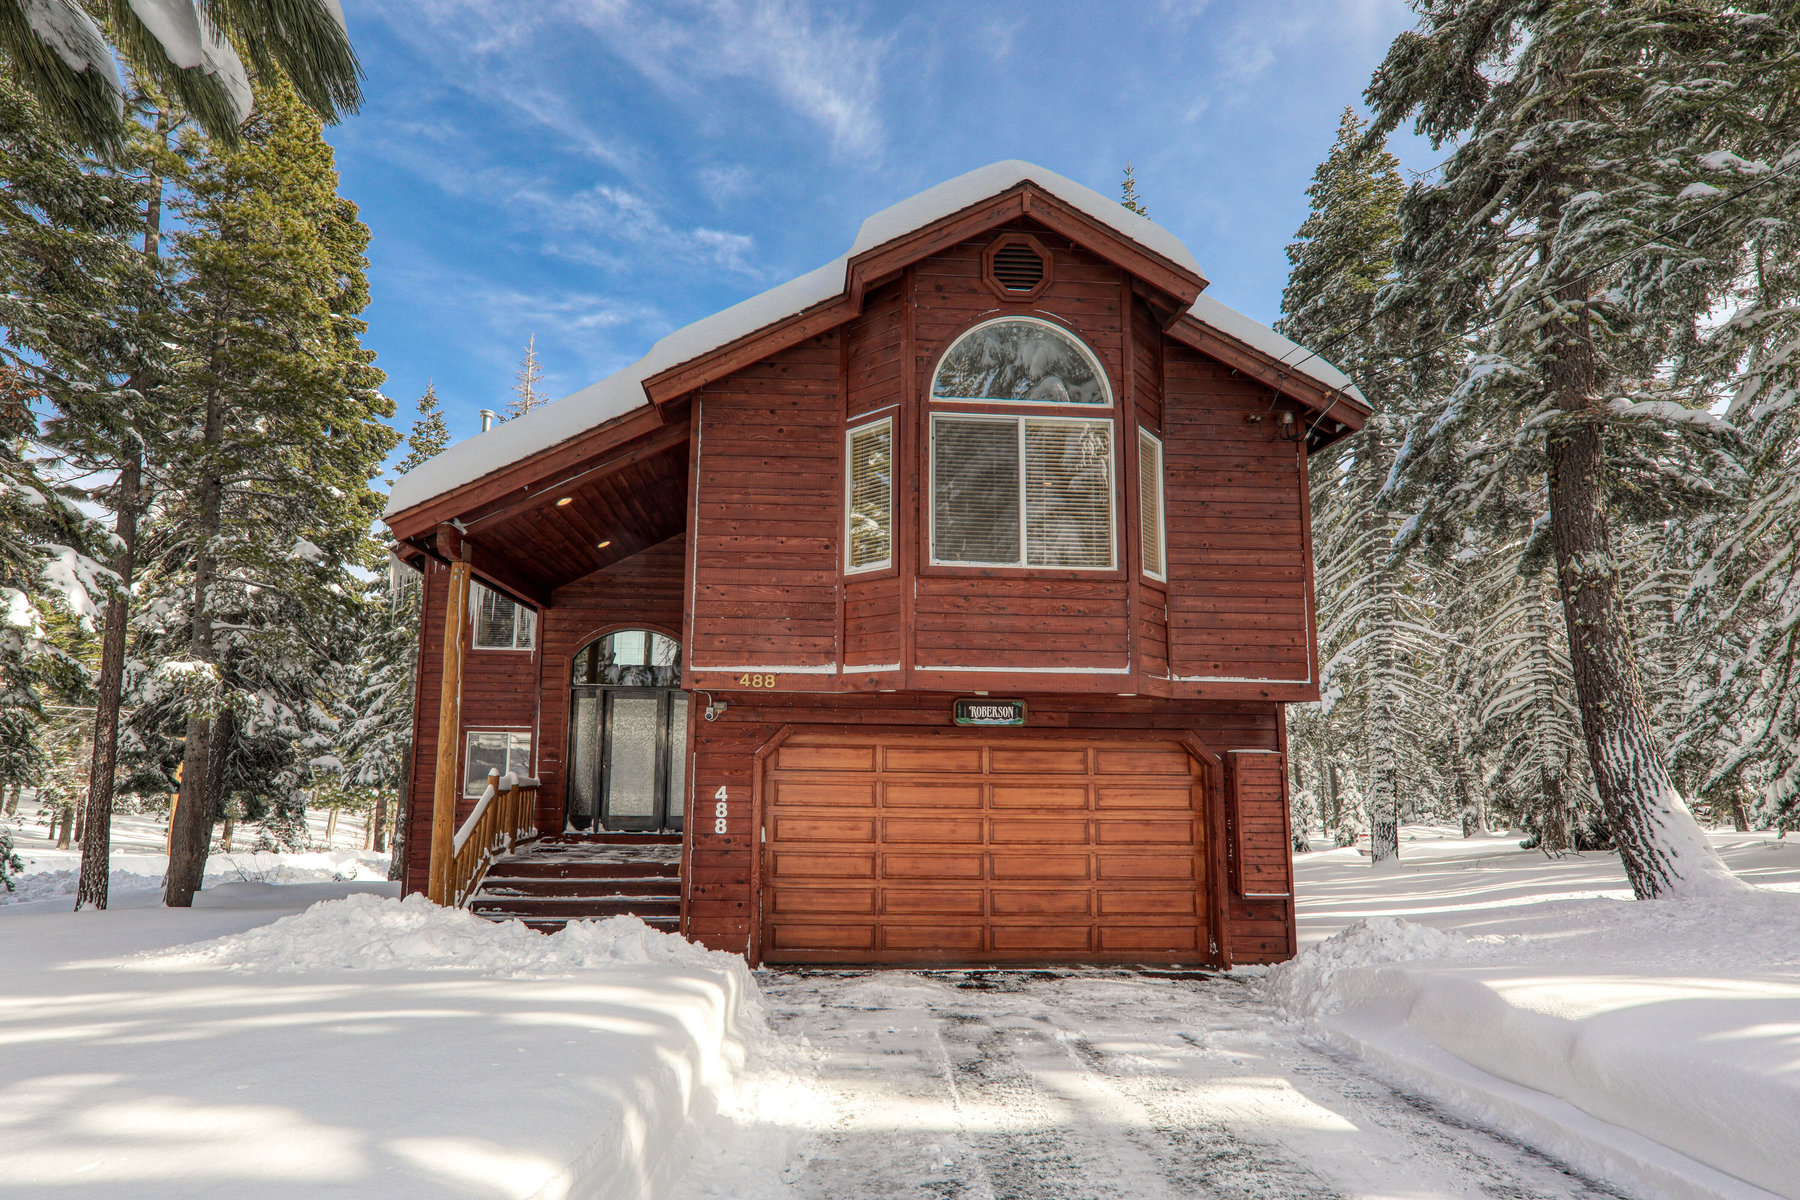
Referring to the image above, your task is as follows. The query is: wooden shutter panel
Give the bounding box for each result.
[1138,430,1165,579]
[846,420,893,570]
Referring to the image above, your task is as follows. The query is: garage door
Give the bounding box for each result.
[761,734,1210,964]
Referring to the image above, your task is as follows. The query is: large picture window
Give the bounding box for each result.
[931,414,1115,569]
[931,317,1111,406]
[471,582,536,650]
[464,730,532,797]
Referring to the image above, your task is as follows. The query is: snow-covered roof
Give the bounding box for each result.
[386,160,1355,518]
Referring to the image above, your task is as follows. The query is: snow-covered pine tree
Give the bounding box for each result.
[506,335,546,420]
[0,0,361,153]
[1364,1,1800,897]
[1280,108,1449,862]
[1120,162,1147,217]
[148,79,393,906]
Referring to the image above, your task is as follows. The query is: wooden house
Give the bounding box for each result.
[383,162,1368,967]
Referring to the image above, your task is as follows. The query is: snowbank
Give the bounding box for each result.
[152,891,752,979]
[0,850,390,908]
[2,888,765,1200]
[1281,831,1800,1200]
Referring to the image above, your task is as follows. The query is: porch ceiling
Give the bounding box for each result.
[412,436,689,605]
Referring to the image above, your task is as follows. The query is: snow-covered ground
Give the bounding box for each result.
[1,870,762,1199]
[6,817,1796,1199]
[2,796,391,906]
[1270,827,1800,1200]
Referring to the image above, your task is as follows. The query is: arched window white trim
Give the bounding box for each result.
[930,316,1113,407]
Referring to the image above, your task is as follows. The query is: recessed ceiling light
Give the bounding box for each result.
[556,496,573,507]
[596,540,611,549]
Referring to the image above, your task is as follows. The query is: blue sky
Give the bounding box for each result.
[331,1,1436,475]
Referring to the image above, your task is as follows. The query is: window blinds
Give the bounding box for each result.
[846,420,893,571]
[930,415,1113,568]
[1024,420,1113,568]
[1138,429,1166,579]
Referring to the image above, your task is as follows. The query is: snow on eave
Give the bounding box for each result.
[385,161,1206,520]
[1185,294,1369,410]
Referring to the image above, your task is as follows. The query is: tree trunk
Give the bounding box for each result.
[325,807,338,845]
[1538,758,1572,854]
[75,450,143,910]
[1544,289,1739,897]
[1452,724,1479,836]
[4,782,17,815]
[55,808,72,849]
[164,386,227,908]
[387,751,411,883]
[1730,789,1751,833]
[220,804,234,853]
[370,788,388,853]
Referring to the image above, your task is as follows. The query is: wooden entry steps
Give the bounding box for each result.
[466,836,682,934]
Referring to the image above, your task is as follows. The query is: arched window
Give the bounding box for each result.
[567,630,686,832]
[927,319,1116,569]
[930,317,1111,406]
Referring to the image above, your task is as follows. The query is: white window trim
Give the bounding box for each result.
[469,581,536,652]
[1139,428,1167,583]
[928,411,1118,571]
[843,416,893,575]
[930,315,1115,408]
[462,729,532,797]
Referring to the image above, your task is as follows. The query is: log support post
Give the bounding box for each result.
[428,524,473,905]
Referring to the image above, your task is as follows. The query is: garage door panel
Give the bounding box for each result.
[991,890,1090,916]
[772,816,875,841]
[884,925,983,951]
[988,748,1089,774]
[1097,890,1197,916]
[777,745,876,772]
[881,816,984,843]
[1096,819,1193,844]
[1094,784,1195,810]
[884,852,984,879]
[885,746,982,773]
[884,783,983,808]
[771,923,874,950]
[1099,926,1199,951]
[991,785,1088,808]
[769,887,877,915]
[773,781,875,807]
[992,926,1090,952]
[1096,748,1193,775]
[764,734,1210,964]
[881,888,984,916]
[991,854,1090,880]
[769,851,875,879]
[1097,854,1195,880]
[990,818,1090,843]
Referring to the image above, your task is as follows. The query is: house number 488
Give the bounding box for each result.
[713,785,729,834]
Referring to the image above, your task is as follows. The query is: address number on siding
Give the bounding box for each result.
[736,673,777,688]
[713,785,728,834]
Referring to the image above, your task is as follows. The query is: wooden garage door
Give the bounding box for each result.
[761,734,1209,964]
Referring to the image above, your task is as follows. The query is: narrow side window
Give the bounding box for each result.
[845,418,893,572]
[1138,429,1166,580]
[471,582,536,650]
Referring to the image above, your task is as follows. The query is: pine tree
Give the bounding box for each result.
[0,0,361,154]
[1120,162,1148,217]
[1363,1,1800,897]
[399,380,448,474]
[505,335,545,420]
[147,78,393,905]
[1279,108,1447,862]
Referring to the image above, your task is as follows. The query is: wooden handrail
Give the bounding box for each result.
[445,769,540,909]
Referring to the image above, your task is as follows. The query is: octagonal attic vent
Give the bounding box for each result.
[983,234,1052,301]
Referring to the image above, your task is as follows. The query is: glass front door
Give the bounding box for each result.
[566,631,688,833]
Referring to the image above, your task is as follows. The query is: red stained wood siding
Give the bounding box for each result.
[1223,749,1295,963]
[1161,344,1316,698]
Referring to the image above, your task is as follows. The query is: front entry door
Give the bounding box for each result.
[566,630,688,834]
[600,689,686,832]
